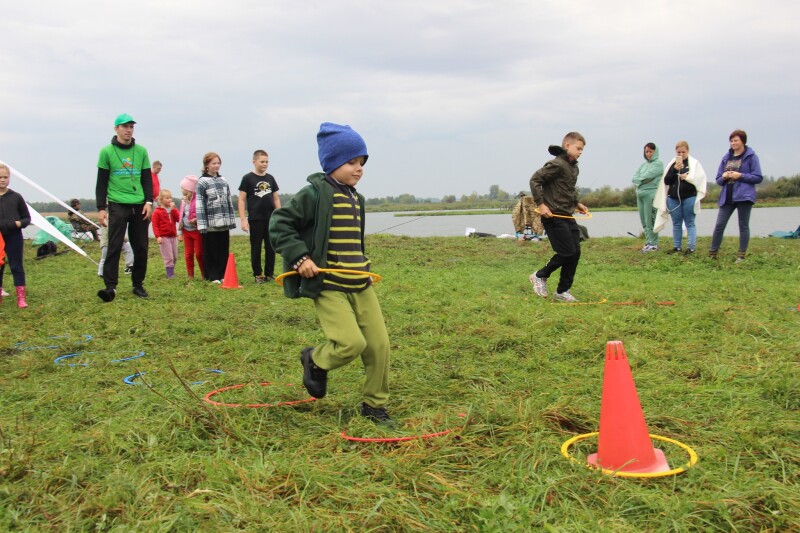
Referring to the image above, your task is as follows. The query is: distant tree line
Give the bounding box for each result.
[28,174,800,213]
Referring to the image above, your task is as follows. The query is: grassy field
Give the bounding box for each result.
[1,234,798,531]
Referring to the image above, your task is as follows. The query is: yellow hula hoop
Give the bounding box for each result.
[534,209,593,220]
[275,268,383,287]
[553,298,608,306]
[560,432,699,479]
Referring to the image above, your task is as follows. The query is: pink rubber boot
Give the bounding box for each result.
[16,286,28,308]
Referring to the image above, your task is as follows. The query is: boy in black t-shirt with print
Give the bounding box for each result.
[238,150,281,283]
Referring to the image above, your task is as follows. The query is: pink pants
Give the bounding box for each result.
[182,229,205,279]
[158,236,178,268]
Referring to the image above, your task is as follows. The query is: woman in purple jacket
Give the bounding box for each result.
[708,130,762,263]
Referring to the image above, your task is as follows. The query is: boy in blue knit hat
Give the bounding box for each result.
[269,122,392,424]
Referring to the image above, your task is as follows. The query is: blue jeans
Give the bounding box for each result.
[666,196,697,250]
[710,202,753,253]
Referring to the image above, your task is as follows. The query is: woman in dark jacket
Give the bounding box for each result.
[708,130,763,262]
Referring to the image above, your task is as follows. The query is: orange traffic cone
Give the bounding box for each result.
[221,253,243,289]
[587,341,670,473]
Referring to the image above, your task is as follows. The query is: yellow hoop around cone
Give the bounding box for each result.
[560,432,698,478]
[275,268,383,287]
[534,209,593,220]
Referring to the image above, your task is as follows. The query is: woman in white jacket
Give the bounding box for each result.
[653,141,707,254]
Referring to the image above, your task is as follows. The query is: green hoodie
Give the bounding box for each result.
[269,173,367,299]
[632,145,664,192]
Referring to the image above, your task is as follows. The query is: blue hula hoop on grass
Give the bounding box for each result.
[53,353,92,367]
[124,371,146,385]
[191,369,226,385]
[111,351,146,363]
[124,369,224,386]
[54,350,144,366]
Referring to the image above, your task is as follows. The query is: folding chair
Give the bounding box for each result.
[70,219,96,241]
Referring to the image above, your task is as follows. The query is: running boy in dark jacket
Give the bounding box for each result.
[528,132,589,302]
[269,123,391,424]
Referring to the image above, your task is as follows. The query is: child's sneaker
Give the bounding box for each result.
[529,273,548,298]
[667,248,682,254]
[300,347,327,399]
[254,275,266,284]
[641,244,658,253]
[361,403,395,427]
[553,291,579,303]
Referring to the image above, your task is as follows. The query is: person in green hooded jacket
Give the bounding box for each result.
[631,142,664,252]
[269,122,392,425]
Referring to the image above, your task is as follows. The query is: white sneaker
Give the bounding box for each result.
[641,244,658,253]
[553,291,579,302]
[529,273,548,298]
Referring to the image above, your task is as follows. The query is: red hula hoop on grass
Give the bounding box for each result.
[203,382,316,408]
[340,413,467,443]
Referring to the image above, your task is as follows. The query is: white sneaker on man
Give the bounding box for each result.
[553,291,579,303]
[529,273,548,298]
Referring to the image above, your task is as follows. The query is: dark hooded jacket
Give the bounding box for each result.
[529,145,580,216]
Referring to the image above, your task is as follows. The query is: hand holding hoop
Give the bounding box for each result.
[275,268,383,287]
[534,208,593,220]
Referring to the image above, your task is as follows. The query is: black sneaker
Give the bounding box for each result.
[97,288,116,302]
[667,248,682,254]
[124,266,133,275]
[683,248,695,255]
[300,347,327,398]
[132,286,149,298]
[360,403,395,426]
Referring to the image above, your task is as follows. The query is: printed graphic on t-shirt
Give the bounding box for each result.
[111,156,137,178]
[254,181,273,198]
[725,157,743,172]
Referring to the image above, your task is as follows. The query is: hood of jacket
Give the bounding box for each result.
[632,144,664,191]
[644,144,660,162]
[722,145,755,163]
[111,136,137,149]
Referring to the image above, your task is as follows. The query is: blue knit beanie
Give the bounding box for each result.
[317,122,369,175]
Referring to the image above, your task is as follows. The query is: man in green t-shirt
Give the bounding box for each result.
[95,113,154,302]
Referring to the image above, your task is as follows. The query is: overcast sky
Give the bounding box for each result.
[2,0,798,203]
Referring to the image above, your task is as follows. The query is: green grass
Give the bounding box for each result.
[2,235,798,531]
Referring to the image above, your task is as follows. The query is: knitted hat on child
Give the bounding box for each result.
[180,175,198,193]
[317,122,368,175]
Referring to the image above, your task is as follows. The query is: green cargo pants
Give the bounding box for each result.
[312,286,390,407]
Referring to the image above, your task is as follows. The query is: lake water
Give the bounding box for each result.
[354,206,800,238]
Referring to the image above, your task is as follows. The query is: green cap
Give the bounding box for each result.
[114,113,136,127]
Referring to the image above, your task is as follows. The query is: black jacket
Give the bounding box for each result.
[0,189,31,234]
[529,145,580,216]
